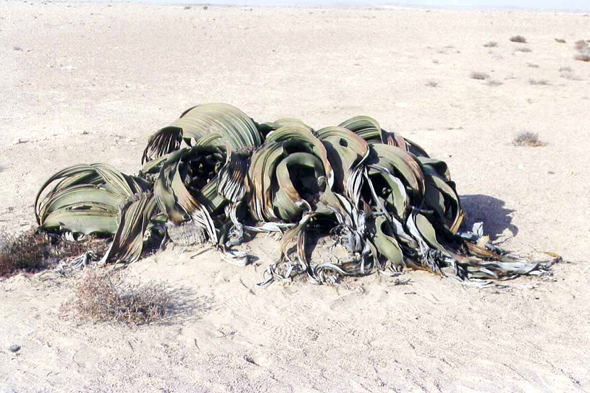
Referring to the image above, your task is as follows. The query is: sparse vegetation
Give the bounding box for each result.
[0,230,52,277]
[470,71,489,80]
[513,131,546,147]
[487,80,503,86]
[0,229,108,278]
[574,40,590,61]
[514,47,532,53]
[483,41,498,48]
[528,78,550,85]
[574,40,588,50]
[555,38,566,43]
[510,35,527,43]
[66,270,171,325]
[560,67,582,80]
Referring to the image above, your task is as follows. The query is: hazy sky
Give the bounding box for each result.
[388,0,588,9]
[167,0,590,10]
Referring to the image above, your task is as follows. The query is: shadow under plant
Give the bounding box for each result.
[460,194,518,241]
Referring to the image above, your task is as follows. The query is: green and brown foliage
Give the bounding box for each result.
[35,103,556,286]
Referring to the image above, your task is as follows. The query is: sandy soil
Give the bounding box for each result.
[1,1,590,391]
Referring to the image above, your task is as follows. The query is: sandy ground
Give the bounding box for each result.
[1,1,590,391]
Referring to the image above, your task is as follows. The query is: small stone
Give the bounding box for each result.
[81,130,89,135]
[9,345,21,353]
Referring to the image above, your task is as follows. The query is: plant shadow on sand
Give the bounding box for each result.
[163,287,214,325]
[460,194,518,241]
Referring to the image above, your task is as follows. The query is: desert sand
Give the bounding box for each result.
[1,1,590,391]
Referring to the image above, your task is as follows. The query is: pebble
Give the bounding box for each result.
[9,345,21,353]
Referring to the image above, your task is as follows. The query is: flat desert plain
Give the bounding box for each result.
[1,1,590,392]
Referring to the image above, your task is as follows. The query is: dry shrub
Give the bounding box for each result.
[0,229,109,278]
[470,71,489,80]
[555,38,566,43]
[528,78,549,85]
[513,131,545,147]
[510,35,527,43]
[0,229,51,277]
[574,40,588,50]
[483,41,498,48]
[68,270,170,325]
[574,40,590,62]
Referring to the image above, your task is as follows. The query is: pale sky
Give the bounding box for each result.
[170,0,590,10]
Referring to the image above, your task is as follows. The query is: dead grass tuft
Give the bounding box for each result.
[513,131,546,147]
[514,47,532,53]
[574,40,590,61]
[574,40,588,50]
[486,80,503,86]
[0,229,109,278]
[470,71,489,80]
[0,229,52,277]
[510,35,527,43]
[528,78,550,85]
[67,270,171,325]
